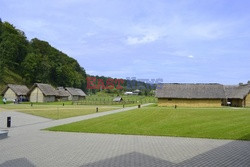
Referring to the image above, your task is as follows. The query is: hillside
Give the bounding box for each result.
[0,19,155,95]
[0,19,87,92]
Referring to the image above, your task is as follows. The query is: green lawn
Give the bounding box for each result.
[84,94,157,105]
[0,104,120,119]
[47,106,250,140]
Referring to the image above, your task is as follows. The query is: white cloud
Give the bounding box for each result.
[125,26,165,45]
[188,55,194,58]
[126,33,160,45]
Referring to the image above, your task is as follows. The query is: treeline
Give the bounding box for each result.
[0,19,86,90]
[86,75,156,96]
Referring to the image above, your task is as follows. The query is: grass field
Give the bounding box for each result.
[0,104,120,119]
[47,106,250,140]
[83,94,157,105]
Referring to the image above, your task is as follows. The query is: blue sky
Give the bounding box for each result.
[1,0,250,84]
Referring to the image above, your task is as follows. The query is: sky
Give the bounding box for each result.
[1,0,250,84]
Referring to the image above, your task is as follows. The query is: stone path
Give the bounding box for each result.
[0,104,249,167]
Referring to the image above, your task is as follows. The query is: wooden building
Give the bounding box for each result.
[224,84,250,107]
[156,84,225,107]
[28,83,58,103]
[75,88,86,101]
[65,87,86,101]
[1,84,29,102]
[56,87,70,101]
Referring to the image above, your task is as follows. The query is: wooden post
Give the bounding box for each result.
[7,117,11,127]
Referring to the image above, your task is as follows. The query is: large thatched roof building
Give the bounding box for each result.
[65,87,86,101]
[156,83,225,107]
[28,83,58,102]
[224,84,250,107]
[1,84,29,101]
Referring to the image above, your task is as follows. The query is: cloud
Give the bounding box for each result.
[126,33,160,45]
[188,55,194,58]
[125,26,165,45]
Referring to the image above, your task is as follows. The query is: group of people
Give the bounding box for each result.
[2,97,27,104]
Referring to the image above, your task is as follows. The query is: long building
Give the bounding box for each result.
[156,83,226,107]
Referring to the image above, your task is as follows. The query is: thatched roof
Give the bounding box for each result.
[75,88,86,96]
[156,83,225,99]
[225,84,250,99]
[113,96,123,102]
[1,84,29,96]
[28,83,58,96]
[65,87,86,97]
[56,87,70,97]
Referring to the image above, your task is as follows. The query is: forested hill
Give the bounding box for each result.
[0,19,87,91]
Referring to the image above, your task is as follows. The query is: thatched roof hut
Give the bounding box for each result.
[2,84,29,96]
[56,87,70,97]
[1,84,29,101]
[75,88,86,97]
[56,87,70,101]
[28,83,58,102]
[65,87,86,101]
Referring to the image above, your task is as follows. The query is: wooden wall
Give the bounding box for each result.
[44,96,55,102]
[158,98,222,107]
[3,88,17,101]
[245,94,250,107]
[30,87,44,102]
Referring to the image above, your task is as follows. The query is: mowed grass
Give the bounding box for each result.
[47,106,250,140]
[0,104,120,120]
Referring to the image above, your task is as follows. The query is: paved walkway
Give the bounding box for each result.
[0,104,249,167]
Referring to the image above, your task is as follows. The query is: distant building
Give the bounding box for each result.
[75,88,86,101]
[56,87,70,101]
[65,87,86,101]
[156,83,225,107]
[124,92,133,95]
[28,83,58,102]
[1,84,29,102]
[113,96,123,102]
[133,89,141,95]
[124,91,139,95]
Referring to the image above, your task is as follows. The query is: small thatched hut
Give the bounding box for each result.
[75,88,86,100]
[65,87,86,101]
[28,83,58,103]
[56,87,70,101]
[1,84,29,102]
[156,83,225,107]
